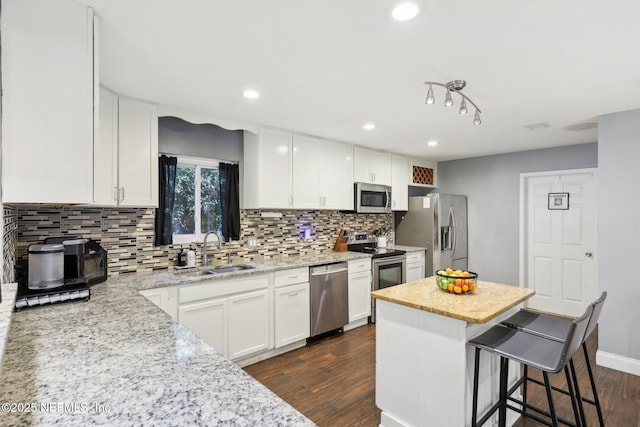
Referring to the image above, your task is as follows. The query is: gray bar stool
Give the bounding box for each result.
[469,304,593,427]
[501,292,606,427]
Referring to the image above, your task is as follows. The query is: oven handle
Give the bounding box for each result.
[372,255,407,266]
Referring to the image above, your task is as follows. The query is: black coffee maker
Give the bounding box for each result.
[44,237,108,286]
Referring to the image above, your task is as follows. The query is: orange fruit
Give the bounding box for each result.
[454,270,463,276]
[455,278,464,286]
[445,268,454,275]
[462,271,471,278]
[454,285,462,294]
[447,283,454,292]
[462,284,469,292]
[471,283,477,291]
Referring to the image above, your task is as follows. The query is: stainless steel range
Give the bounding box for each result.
[347,232,406,323]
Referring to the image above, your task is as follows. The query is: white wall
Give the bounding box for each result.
[436,143,597,285]
[597,110,640,373]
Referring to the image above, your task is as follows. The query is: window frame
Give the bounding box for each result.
[172,155,222,244]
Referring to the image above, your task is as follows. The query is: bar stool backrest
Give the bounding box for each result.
[557,304,593,372]
[584,291,607,341]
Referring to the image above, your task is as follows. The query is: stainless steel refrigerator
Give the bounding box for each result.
[394,194,467,276]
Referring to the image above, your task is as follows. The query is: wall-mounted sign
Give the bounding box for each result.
[548,192,569,210]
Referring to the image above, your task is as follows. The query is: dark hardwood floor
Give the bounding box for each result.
[244,325,640,427]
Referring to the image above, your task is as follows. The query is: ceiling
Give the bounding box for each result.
[77,0,640,161]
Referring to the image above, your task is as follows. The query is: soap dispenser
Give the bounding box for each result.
[187,245,196,267]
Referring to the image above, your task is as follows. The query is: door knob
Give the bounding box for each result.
[585,252,593,258]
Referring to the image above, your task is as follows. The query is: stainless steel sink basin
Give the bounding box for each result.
[181,270,217,277]
[209,264,256,273]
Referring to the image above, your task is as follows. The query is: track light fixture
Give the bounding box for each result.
[424,80,482,125]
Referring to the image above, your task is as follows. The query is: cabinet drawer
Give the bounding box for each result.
[406,251,425,264]
[179,274,269,304]
[274,267,309,287]
[348,258,371,274]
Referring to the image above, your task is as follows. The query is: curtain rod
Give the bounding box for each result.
[159,152,239,165]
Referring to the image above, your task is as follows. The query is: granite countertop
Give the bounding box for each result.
[371,276,535,323]
[386,244,427,253]
[0,250,373,426]
[0,283,18,369]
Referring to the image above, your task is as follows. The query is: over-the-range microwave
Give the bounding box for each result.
[354,182,392,213]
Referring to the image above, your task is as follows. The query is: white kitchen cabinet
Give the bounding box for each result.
[2,0,95,203]
[348,259,372,323]
[245,128,354,209]
[391,155,409,211]
[244,128,293,209]
[292,134,321,208]
[354,147,391,185]
[228,289,272,360]
[94,92,158,207]
[176,274,272,361]
[274,267,310,348]
[178,297,228,358]
[318,140,354,209]
[140,286,178,319]
[405,251,426,282]
[117,98,159,206]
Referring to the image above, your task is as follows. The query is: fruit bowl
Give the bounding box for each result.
[436,269,478,294]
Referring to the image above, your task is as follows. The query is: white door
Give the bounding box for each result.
[348,270,372,322]
[292,134,321,208]
[228,289,272,360]
[391,155,409,211]
[258,128,293,208]
[522,169,597,317]
[178,297,228,358]
[94,87,119,205]
[318,140,354,210]
[274,283,310,348]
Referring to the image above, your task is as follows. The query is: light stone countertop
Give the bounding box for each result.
[0,283,18,370]
[371,276,535,323]
[386,244,427,253]
[0,251,373,426]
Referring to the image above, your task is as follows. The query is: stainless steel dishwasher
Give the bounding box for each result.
[309,262,349,338]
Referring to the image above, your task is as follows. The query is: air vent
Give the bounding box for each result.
[524,122,551,131]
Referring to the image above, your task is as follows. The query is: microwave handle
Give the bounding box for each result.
[386,188,391,209]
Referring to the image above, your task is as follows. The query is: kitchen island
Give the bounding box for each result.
[372,277,534,427]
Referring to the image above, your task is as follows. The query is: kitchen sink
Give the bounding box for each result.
[209,264,256,273]
[182,270,217,277]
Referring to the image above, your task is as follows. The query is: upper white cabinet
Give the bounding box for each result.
[244,128,353,210]
[391,155,409,211]
[244,128,293,209]
[1,0,95,203]
[94,90,159,207]
[354,147,391,185]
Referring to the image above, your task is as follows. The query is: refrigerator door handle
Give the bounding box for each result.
[450,207,457,258]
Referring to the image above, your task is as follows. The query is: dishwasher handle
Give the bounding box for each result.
[310,262,349,276]
[310,267,348,276]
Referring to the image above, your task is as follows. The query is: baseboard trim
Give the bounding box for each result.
[596,350,640,376]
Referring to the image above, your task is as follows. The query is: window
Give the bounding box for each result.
[172,156,223,243]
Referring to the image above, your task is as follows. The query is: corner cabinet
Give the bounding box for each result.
[94,89,159,207]
[354,147,391,185]
[1,0,96,203]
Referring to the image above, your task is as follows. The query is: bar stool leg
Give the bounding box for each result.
[542,371,559,427]
[522,365,528,417]
[582,342,605,427]
[565,365,583,427]
[472,347,481,427]
[498,356,509,427]
[569,359,586,427]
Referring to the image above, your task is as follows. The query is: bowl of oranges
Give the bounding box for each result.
[436,268,478,294]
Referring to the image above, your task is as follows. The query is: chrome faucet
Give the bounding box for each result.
[203,231,225,266]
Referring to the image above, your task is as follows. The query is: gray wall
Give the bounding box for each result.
[158,117,243,162]
[436,143,597,285]
[598,110,640,362]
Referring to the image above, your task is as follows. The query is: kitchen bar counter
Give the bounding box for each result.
[0,251,374,426]
[372,276,534,323]
[372,277,535,427]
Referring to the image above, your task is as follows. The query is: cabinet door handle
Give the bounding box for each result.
[288,275,298,280]
[289,195,293,206]
[288,292,299,297]
[113,187,119,202]
[120,187,125,202]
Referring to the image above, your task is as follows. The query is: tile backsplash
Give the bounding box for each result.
[3,206,18,284]
[9,205,392,277]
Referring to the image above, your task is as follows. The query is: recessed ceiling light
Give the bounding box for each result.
[242,89,260,99]
[391,2,419,21]
[427,140,438,147]
[363,123,376,131]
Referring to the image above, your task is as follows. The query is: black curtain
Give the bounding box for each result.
[219,162,240,241]
[155,155,178,245]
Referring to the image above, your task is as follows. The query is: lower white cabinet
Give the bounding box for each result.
[274,282,310,347]
[176,274,273,361]
[348,259,372,323]
[228,289,272,360]
[178,297,228,358]
[140,286,178,319]
[405,251,426,282]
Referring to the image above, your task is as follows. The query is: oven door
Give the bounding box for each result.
[373,255,406,291]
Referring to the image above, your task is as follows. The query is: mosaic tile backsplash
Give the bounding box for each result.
[11,206,392,277]
[3,205,18,284]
